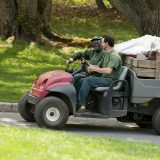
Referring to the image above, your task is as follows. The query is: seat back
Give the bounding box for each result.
[113,66,128,90]
[94,66,128,92]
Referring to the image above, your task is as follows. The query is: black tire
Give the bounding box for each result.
[18,93,35,122]
[136,122,152,129]
[34,96,69,129]
[152,107,160,135]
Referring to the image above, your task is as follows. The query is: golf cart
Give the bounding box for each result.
[18,59,160,135]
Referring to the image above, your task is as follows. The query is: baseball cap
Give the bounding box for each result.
[91,36,102,42]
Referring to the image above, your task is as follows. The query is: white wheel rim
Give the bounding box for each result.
[46,107,60,122]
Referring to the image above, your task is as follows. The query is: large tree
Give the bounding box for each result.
[0,0,51,40]
[108,0,160,36]
[0,0,89,46]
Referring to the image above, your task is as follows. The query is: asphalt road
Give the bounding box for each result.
[0,112,160,145]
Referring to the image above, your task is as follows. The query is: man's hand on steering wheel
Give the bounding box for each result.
[80,57,90,66]
[79,57,92,74]
[67,58,74,64]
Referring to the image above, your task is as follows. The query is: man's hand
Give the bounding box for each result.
[80,58,86,64]
[67,58,74,64]
[80,57,90,66]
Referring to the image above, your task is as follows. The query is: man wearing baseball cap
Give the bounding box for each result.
[67,36,105,93]
[68,36,103,65]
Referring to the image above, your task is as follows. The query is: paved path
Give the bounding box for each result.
[0,112,159,145]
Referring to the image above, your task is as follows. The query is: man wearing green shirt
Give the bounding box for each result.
[68,37,105,92]
[68,37,104,66]
[77,34,122,110]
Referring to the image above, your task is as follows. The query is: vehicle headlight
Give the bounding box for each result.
[39,79,48,89]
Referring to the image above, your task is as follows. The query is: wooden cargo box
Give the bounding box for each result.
[124,52,160,79]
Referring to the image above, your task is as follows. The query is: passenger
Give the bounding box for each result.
[77,34,122,111]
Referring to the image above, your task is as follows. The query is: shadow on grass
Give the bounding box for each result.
[36,43,71,60]
[0,40,72,102]
[52,17,138,43]
[0,40,28,63]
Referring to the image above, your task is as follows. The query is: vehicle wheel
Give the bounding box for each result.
[18,93,35,122]
[34,96,69,129]
[136,122,152,129]
[152,107,160,135]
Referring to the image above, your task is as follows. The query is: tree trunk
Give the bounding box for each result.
[0,0,66,41]
[139,9,160,36]
[0,0,51,41]
[108,0,160,36]
[0,1,17,38]
[17,0,41,40]
[95,0,107,10]
[0,0,89,46]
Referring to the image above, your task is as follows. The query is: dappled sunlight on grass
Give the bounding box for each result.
[52,18,138,43]
[0,17,139,102]
[0,41,77,102]
[53,0,111,7]
[53,0,95,5]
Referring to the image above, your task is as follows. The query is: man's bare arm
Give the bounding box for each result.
[88,65,113,74]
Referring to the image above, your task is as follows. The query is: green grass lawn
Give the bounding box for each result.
[0,41,77,102]
[0,17,138,102]
[53,0,110,7]
[52,18,138,43]
[0,15,158,159]
[0,126,159,160]
[0,3,156,158]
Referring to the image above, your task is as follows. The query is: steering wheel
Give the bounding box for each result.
[65,58,90,76]
[72,58,90,76]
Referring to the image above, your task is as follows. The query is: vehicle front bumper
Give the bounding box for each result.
[28,94,41,105]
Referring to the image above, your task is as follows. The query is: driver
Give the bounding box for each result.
[67,36,106,93]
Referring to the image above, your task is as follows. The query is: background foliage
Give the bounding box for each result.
[0,0,138,102]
